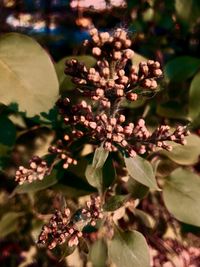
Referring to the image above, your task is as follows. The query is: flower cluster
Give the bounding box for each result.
[15,156,50,185]
[15,139,78,184]
[150,238,200,267]
[38,196,103,250]
[55,27,189,157]
[15,27,189,182]
[65,28,163,109]
[57,98,189,156]
[48,139,77,169]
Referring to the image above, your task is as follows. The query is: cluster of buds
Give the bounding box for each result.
[48,139,77,169]
[38,207,81,249]
[150,238,200,267]
[38,196,103,250]
[15,156,50,185]
[81,195,103,226]
[57,98,189,157]
[64,28,162,108]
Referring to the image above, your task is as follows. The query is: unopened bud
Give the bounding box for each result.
[92,47,101,56]
[124,49,134,59]
[113,51,122,60]
[126,92,138,101]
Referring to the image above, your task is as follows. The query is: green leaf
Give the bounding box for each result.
[52,242,75,260]
[55,55,95,93]
[124,156,159,190]
[53,184,95,197]
[102,155,116,190]
[156,101,188,120]
[159,134,200,165]
[103,195,128,211]
[53,169,96,197]
[164,56,200,82]
[85,164,103,189]
[89,239,108,267]
[108,229,150,267]
[0,33,59,116]
[156,159,178,178]
[189,72,200,120]
[0,212,23,238]
[163,168,200,227]
[127,178,149,199]
[175,0,200,23]
[0,116,16,146]
[92,146,109,170]
[85,146,109,190]
[12,170,58,195]
[86,155,116,191]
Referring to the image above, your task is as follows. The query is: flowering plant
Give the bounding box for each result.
[12,27,193,266]
[0,19,200,266]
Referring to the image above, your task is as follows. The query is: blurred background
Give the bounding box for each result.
[0,0,200,266]
[1,0,199,61]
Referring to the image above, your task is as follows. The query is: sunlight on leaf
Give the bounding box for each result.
[0,33,59,116]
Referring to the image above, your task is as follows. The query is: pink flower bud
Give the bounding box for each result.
[125,39,132,48]
[114,41,122,49]
[81,100,87,108]
[116,89,124,96]
[150,80,157,89]
[124,49,134,59]
[153,69,162,76]
[121,140,128,147]
[96,88,104,97]
[92,47,101,56]
[64,134,70,141]
[119,114,126,122]
[110,118,117,125]
[129,149,136,157]
[89,28,98,36]
[126,92,138,101]
[113,51,122,60]
[89,122,97,129]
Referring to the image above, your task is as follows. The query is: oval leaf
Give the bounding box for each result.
[164,56,200,82]
[89,239,108,267]
[163,168,200,226]
[92,146,109,170]
[103,195,127,211]
[127,178,149,199]
[108,229,150,267]
[124,156,159,190]
[85,164,102,189]
[0,33,59,116]
[53,169,96,197]
[102,155,116,189]
[85,146,109,190]
[159,134,200,165]
[189,71,200,120]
